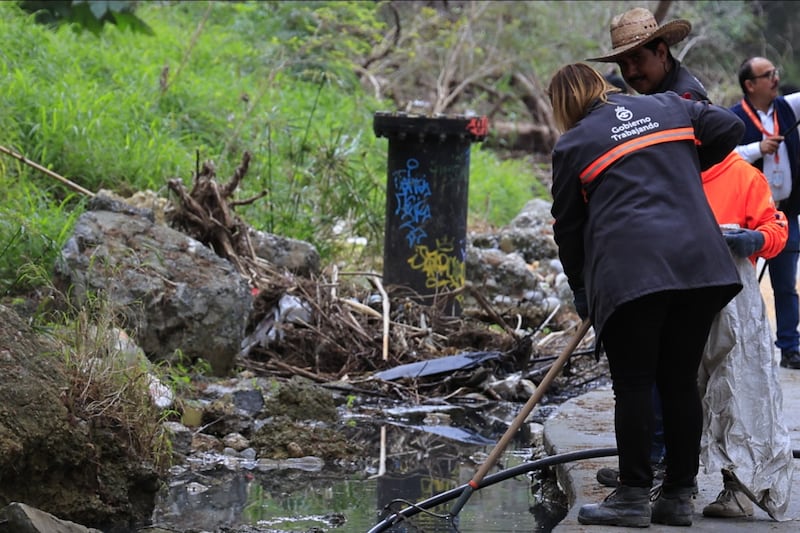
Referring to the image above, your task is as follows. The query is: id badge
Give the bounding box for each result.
[771,168,785,187]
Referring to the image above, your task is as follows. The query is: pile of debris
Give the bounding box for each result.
[164,151,603,402]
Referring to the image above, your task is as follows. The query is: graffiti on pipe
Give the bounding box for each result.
[466,116,488,137]
[393,158,431,247]
[407,237,466,293]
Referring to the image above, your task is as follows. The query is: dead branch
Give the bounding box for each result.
[370,275,391,361]
[0,145,95,197]
[230,190,268,207]
[362,2,401,70]
[167,151,259,276]
[466,283,517,336]
[432,2,500,114]
[221,151,251,198]
[511,71,559,150]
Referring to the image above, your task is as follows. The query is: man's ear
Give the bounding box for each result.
[656,41,670,61]
[744,79,755,95]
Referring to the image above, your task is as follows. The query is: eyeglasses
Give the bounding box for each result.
[751,68,780,81]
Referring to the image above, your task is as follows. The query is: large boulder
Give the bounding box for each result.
[55,205,252,376]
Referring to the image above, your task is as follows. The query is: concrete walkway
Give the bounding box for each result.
[545,365,800,532]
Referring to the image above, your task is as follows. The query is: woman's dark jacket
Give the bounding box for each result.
[551,92,744,337]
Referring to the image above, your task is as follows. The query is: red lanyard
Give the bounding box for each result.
[740,98,780,163]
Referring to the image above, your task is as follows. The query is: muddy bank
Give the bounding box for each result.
[0,305,160,531]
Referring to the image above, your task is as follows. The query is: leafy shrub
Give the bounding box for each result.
[19,0,153,35]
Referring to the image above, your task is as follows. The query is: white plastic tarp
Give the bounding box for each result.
[699,256,794,520]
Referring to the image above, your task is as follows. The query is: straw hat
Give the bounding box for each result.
[587,7,691,62]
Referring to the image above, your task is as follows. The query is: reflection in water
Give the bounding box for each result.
[377,472,460,532]
[152,459,534,531]
[151,416,547,531]
[153,471,251,530]
[373,456,538,532]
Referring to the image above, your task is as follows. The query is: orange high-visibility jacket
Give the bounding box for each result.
[701,151,788,264]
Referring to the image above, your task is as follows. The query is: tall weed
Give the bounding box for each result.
[49,292,174,473]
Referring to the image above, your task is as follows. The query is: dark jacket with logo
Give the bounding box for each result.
[550,92,744,337]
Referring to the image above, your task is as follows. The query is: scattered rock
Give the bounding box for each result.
[247,228,320,277]
[263,376,338,423]
[222,432,249,452]
[0,502,103,533]
[250,420,359,461]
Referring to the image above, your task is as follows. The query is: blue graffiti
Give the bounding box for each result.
[392,158,432,247]
[399,223,427,248]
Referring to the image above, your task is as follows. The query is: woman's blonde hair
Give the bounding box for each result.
[548,63,620,132]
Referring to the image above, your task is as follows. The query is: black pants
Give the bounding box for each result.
[601,288,729,489]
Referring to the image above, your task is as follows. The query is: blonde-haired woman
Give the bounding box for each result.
[548,63,745,527]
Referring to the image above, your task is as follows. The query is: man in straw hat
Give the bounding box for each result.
[587,7,706,100]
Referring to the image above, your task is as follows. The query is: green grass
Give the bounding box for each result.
[0,1,545,297]
[469,148,549,230]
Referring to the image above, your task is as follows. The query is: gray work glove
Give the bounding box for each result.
[723,228,764,258]
[573,287,589,320]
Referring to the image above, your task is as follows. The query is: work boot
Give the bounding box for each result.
[596,461,666,489]
[702,471,754,518]
[651,485,695,526]
[780,350,800,369]
[702,486,754,518]
[577,485,651,527]
[596,467,620,488]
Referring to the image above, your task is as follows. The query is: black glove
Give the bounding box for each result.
[723,229,764,258]
[573,287,589,320]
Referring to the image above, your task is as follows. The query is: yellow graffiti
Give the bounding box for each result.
[407,238,465,292]
[420,475,455,495]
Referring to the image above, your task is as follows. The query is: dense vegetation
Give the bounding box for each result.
[1,0,798,298]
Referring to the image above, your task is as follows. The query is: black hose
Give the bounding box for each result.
[368,447,800,532]
[367,446,618,533]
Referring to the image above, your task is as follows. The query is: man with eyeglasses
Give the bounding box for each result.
[731,57,800,371]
